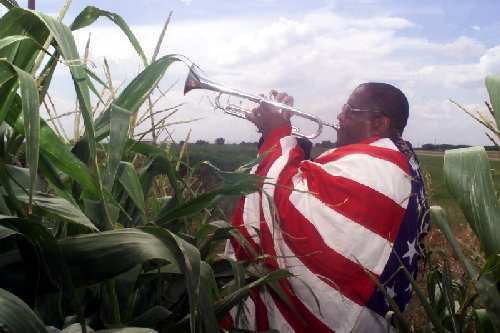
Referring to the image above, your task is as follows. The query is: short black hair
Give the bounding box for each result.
[352,82,409,134]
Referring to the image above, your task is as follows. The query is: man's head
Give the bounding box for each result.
[336,82,409,146]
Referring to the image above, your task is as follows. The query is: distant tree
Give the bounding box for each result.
[195,139,209,145]
[215,137,225,145]
[316,140,335,148]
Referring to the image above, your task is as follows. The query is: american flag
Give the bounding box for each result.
[225,125,430,332]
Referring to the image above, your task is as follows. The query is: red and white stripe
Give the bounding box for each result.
[227,129,411,333]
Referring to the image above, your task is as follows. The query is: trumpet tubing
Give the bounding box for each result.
[184,66,337,139]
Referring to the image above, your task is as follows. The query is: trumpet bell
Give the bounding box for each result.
[184,67,203,95]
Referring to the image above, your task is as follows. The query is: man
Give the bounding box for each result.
[225,83,430,332]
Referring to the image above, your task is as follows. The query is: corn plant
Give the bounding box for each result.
[392,75,500,332]
[0,2,289,332]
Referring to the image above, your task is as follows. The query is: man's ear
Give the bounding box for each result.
[372,116,391,135]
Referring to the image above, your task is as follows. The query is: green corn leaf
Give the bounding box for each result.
[431,206,477,278]
[118,161,146,214]
[0,8,49,69]
[485,75,500,130]
[0,216,86,329]
[132,151,182,208]
[214,269,291,317]
[0,288,48,333]
[197,261,220,333]
[16,193,98,232]
[0,61,40,211]
[432,206,500,329]
[474,309,496,333]
[0,0,19,9]
[141,226,200,333]
[443,147,500,257]
[96,328,158,333]
[94,55,179,141]
[9,116,99,198]
[155,183,256,226]
[0,35,33,52]
[70,6,148,66]
[0,7,105,203]
[126,306,172,328]
[106,104,132,189]
[0,219,19,240]
[59,229,176,286]
[30,10,97,159]
[10,64,39,210]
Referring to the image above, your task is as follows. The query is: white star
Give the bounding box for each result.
[403,238,418,265]
[387,285,397,299]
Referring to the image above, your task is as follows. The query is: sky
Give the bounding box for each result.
[17,0,500,146]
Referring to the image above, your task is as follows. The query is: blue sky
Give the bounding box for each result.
[17,0,500,145]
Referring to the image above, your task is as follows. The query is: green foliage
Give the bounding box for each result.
[0,4,285,333]
[400,74,500,332]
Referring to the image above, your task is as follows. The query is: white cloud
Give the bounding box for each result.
[472,25,480,31]
[53,7,497,146]
[479,45,500,76]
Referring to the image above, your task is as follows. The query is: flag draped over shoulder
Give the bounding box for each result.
[225,125,430,333]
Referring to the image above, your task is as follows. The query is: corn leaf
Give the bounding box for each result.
[118,161,145,214]
[431,206,500,329]
[485,75,500,130]
[106,104,132,189]
[443,147,500,257]
[155,183,257,226]
[16,193,98,232]
[11,64,39,210]
[9,116,99,198]
[198,261,219,333]
[0,288,48,333]
[474,309,496,333]
[0,0,18,9]
[0,35,33,52]
[70,6,148,66]
[0,61,40,210]
[126,306,172,328]
[0,8,49,70]
[214,269,291,317]
[94,55,179,141]
[141,226,200,333]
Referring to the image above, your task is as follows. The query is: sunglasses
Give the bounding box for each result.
[342,103,384,115]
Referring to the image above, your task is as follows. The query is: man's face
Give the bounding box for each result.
[336,89,384,146]
[337,103,373,146]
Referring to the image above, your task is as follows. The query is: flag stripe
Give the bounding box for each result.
[369,138,400,151]
[319,154,411,208]
[289,174,394,275]
[301,164,407,243]
[262,139,377,305]
[314,143,409,175]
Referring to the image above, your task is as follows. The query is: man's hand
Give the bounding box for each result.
[246,90,294,137]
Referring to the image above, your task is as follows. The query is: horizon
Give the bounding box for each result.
[17,0,500,147]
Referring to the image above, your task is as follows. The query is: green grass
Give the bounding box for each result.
[182,144,500,225]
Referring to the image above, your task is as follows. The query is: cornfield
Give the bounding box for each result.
[0,1,500,332]
[0,2,289,332]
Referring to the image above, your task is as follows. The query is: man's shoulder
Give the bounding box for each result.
[314,137,410,174]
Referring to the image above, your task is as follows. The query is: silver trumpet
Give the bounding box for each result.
[183,66,338,139]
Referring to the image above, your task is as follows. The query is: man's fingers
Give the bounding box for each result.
[283,95,294,107]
